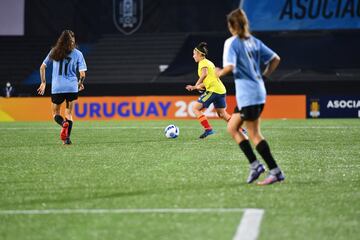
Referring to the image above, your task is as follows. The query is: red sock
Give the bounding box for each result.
[198,115,212,130]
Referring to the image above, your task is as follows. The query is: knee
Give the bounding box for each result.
[227,124,237,136]
[247,129,263,143]
[52,110,60,116]
[192,106,202,116]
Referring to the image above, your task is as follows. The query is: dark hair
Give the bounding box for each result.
[227,9,250,39]
[50,30,75,61]
[195,42,208,56]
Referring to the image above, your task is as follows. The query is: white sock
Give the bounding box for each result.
[250,160,260,169]
[270,167,280,175]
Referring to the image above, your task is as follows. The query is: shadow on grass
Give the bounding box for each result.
[1,182,246,208]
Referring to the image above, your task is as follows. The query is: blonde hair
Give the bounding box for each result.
[227,9,250,39]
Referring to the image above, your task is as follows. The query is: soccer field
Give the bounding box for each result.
[0,119,359,240]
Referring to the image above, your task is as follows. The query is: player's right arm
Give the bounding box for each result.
[37,63,47,95]
[186,67,207,91]
[217,37,236,78]
[38,51,52,95]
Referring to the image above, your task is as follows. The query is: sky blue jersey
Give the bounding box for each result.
[223,35,277,108]
[43,49,87,94]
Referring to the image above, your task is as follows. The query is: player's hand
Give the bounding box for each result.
[185,85,194,91]
[78,83,84,91]
[37,82,46,95]
[215,67,222,77]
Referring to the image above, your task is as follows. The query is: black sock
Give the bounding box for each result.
[256,140,278,170]
[239,140,257,164]
[67,120,73,138]
[54,115,64,126]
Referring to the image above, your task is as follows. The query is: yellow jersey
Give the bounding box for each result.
[198,58,226,94]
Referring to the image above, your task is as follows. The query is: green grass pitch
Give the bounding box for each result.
[0,119,359,240]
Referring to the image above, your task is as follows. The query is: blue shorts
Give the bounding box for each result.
[197,91,227,109]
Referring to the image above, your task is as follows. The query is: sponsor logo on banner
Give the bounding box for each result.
[307,96,360,118]
[113,0,143,35]
[309,99,320,118]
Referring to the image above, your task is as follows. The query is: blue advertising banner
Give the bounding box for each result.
[242,0,360,31]
[307,96,360,118]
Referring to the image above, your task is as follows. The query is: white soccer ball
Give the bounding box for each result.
[164,124,180,139]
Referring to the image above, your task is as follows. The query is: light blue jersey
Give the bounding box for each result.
[223,35,277,109]
[43,49,87,94]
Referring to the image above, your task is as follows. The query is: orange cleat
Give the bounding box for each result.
[60,121,69,141]
[257,172,285,186]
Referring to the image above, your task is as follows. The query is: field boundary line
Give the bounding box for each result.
[233,208,264,240]
[0,207,253,215]
[0,208,264,240]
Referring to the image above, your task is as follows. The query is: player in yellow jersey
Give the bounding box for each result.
[186,42,231,138]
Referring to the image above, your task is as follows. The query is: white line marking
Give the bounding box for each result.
[0,208,246,215]
[0,208,264,240]
[0,126,358,130]
[233,208,265,240]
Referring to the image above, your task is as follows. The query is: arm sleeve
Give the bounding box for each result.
[77,51,87,71]
[259,40,277,65]
[223,38,237,68]
[42,51,52,66]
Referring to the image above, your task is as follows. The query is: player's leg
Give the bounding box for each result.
[51,94,65,126]
[62,93,78,144]
[52,103,63,126]
[192,101,214,138]
[214,94,247,135]
[194,92,215,138]
[244,107,285,185]
[51,93,69,142]
[227,111,264,183]
[213,94,231,122]
[215,108,231,122]
[62,99,76,144]
[226,112,245,142]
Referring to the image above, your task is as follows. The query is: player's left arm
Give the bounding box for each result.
[217,39,236,78]
[262,55,280,79]
[186,67,207,91]
[259,40,280,79]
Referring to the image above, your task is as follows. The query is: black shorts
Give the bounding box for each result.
[234,104,264,121]
[51,93,78,105]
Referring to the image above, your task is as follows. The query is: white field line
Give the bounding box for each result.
[0,208,246,215]
[0,126,358,130]
[0,208,264,240]
[233,209,265,240]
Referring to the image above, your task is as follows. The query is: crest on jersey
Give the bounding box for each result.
[113,0,143,35]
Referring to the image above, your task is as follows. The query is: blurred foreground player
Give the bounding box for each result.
[217,9,285,185]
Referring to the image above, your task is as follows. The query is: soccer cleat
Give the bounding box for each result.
[257,171,285,185]
[247,164,265,183]
[63,138,72,145]
[199,129,215,139]
[60,121,69,141]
